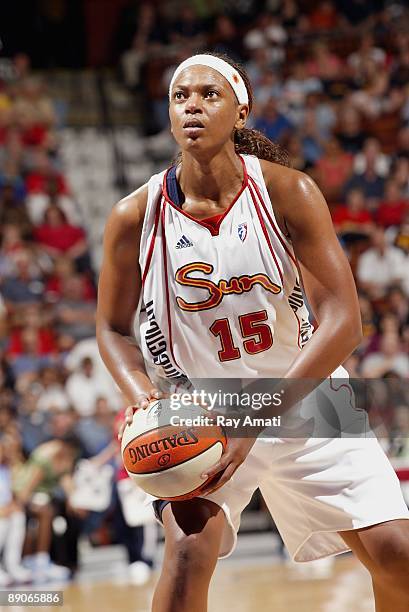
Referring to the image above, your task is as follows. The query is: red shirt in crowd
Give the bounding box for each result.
[34,223,85,252]
[376,200,408,228]
[25,172,68,195]
[7,328,56,356]
[332,206,373,229]
[45,275,95,301]
[21,124,48,147]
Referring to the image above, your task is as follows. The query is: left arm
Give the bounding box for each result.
[202,165,362,492]
[269,167,362,378]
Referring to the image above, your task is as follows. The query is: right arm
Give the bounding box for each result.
[96,186,161,436]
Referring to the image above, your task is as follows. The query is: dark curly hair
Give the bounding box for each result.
[173,52,290,167]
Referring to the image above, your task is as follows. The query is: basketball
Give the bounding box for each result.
[120,399,227,500]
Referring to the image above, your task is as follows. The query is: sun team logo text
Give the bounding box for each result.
[175,262,281,312]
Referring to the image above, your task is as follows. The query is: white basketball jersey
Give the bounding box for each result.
[138,154,314,381]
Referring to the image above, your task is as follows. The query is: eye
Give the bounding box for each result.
[205,90,219,98]
[173,91,186,100]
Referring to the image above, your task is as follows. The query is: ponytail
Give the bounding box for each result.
[234,127,290,167]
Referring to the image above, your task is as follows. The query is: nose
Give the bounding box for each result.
[185,93,203,114]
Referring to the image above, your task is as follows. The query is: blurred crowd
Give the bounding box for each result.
[0,54,155,586]
[0,0,408,587]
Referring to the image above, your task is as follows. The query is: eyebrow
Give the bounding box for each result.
[172,82,223,91]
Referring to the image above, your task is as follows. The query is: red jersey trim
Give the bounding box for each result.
[248,175,297,267]
[248,181,284,286]
[160,201,184,372]
[161,155,249,236]
[141,194,162,286]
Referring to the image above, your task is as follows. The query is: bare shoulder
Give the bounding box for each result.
[259,160,323,215]
[101,183,149,267]
[105,183,149,235]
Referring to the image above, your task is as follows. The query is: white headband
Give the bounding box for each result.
[169,54,249,105]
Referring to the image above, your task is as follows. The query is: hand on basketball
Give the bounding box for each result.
[118,388,163,441]
[199,435,257,496]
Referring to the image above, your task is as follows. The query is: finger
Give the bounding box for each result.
[118,405,139,440]
[117,421,126,440]
[201,453,231,480]
[202,463,236,496]
[124,406,136,424]
[149,388,163,400]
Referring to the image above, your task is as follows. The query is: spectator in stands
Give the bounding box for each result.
[354,138,390,178]
[337,0,378,26]
[349,68,401,120]
[314,136,353,203]
[308,1,340,31]
[13,76,56,132]
[332,188,374,242]
[45,256,95,303]
[357,228,406,298]
[283,62,322,122]
[33,205,90,273]
[396,126,409,160]
[376,180,408,228]
[392,157,409,198]
[0,434,31,585]
[170,5,205,49]
[210,16,243,62]
[336,106,368,155]
[298,109,325,165]
[75,397,115,457]
[280,0,306,31]
[14,409,82,582]
[244,12,287,54]
[388,287,409,326]
[364,312,401,356]
[252,71,283,107]
[254,98,293,145]
[348,33,387,81]
[17,386,49,454]
[65,357,101,418]
[0,250,44,306]
[361,332,409,378]
[306,41,343,81]
[286,136,309,172]
[8,326,53,383]
[7,303,56,359]
[343,152,386,206]
[245,48,276,90]
[302,92,336,141]
[25,151,69,217]
[391,48,409,89]
[64,336,120,409]
[36,367,69,413]
[53,276,96,341]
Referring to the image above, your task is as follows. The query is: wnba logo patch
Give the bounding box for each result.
[238,222,247,242]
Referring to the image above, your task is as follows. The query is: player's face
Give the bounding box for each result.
[169,65,248,153]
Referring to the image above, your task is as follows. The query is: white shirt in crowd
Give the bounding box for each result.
[357,247,407,296]
[65,337,121,409]
[65,370,101,417]
[361,352,409,378]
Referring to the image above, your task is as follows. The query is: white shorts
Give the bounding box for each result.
[192,436,409,562]
[150,370,409,562]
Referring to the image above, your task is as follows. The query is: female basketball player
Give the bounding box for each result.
[96,54,409,612]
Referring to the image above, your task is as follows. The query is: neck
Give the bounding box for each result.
[178,146,243,202]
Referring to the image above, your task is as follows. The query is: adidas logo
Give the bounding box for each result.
[176,235,193,249]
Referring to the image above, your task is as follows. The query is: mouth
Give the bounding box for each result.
[183,119,204,129]
[182,119,205,138]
